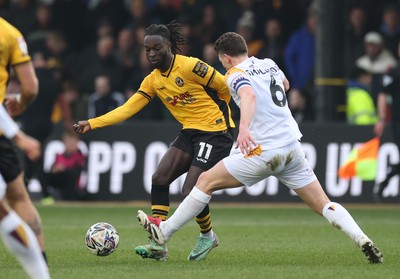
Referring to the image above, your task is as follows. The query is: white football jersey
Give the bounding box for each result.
[225,57,302,149]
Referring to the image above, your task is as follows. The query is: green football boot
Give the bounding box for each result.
[135,239,168,261]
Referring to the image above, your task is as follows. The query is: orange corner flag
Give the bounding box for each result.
[338,137,380,181]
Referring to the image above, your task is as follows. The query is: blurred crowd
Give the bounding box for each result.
[1,0,400,125]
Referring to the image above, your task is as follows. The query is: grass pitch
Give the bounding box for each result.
[0,203,399,279]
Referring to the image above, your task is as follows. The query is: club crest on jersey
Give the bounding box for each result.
[175,77,184,87]
[192,61,208,78]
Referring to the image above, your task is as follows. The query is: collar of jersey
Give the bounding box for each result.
[161,54,176,77]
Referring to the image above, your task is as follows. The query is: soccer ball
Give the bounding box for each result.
[85,222,119,256]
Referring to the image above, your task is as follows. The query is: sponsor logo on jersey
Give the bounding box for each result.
[175,77,184,87]
[192,61,208,78]
[166,92,196,106]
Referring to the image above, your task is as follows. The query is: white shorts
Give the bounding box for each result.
[223,140,316,190]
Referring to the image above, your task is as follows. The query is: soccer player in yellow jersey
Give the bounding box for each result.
[73,21,235,261]
[0,18,50,278]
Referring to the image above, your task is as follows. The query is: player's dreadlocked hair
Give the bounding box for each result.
[144,20,188,54]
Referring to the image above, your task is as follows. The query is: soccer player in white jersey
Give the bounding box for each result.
[137,32,383,264]
[0,106,50,278]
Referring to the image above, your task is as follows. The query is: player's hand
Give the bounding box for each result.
[236,126,257,155]
[13,131,41,161]
[73,120,91,134]
[4,94,25,117]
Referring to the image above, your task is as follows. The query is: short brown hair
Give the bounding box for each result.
[214,32,248,56]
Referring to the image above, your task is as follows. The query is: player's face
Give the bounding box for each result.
[144,35,172,71]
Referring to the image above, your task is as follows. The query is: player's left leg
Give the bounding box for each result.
[294,179,383,264]
[134,146,192,260]
[6,173,46,254]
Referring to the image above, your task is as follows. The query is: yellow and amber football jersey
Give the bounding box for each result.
[0,18,31,103]
[138,54,235,132]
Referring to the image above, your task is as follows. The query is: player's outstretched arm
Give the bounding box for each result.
[73,120,92,135]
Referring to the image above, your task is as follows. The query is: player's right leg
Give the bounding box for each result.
[0,198,50,279]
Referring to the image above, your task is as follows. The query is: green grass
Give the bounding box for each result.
[1,203,399,279]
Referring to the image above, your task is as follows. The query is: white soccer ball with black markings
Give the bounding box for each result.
[85,222,119,256]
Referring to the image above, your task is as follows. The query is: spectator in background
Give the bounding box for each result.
[88,75,125,118]
[176,16,201,57]
[193,4,225,47]
[356,31,397,74]
[236,11,263,57]
[27,3,55,53]
[115,27,136,87]
[84,0,129,44]
[356,31,397,101]
[44,131,86,201]
[284,3,318,122]
[126,0,150,29]
[284,3,317,96]
[380,3,400,59]
[45,31,76,81]
[78,35,124,94]
[258,17,285,69]
[223,0,266,37]
[346,67,377,125]
[345,5,369,76]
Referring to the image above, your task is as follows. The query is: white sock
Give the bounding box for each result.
[201,230,214,239]
[322,202,368,246]
[0,211,50,279]
[161,187,211,241]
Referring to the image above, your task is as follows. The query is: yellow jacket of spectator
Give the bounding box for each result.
[346,85,378,125]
